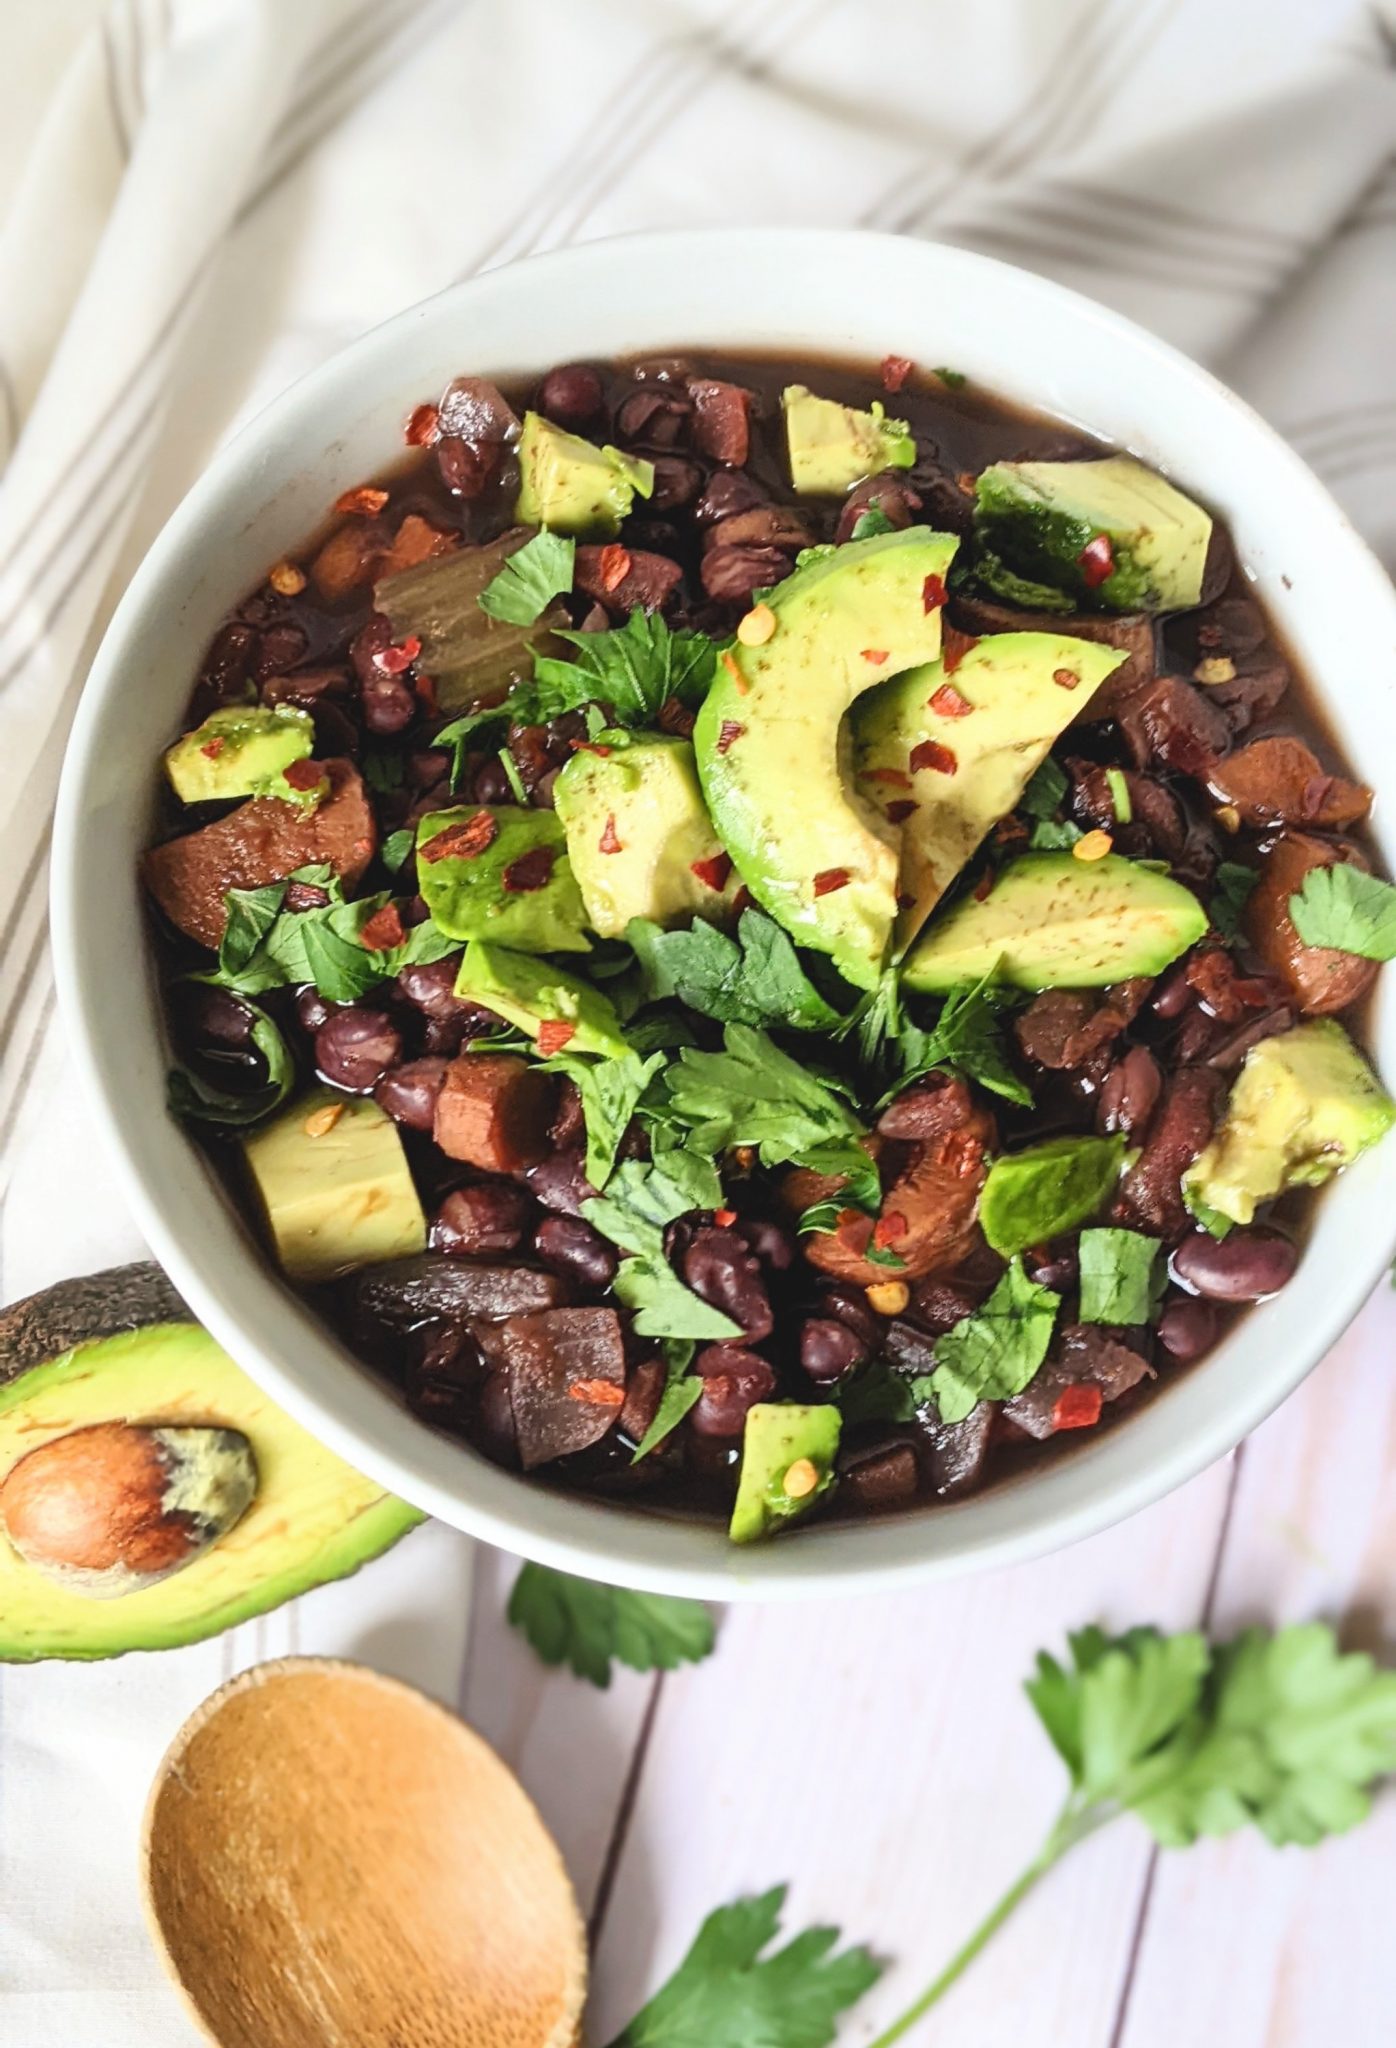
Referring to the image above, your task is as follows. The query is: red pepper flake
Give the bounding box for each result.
[335,484,389,517]
[880,354,913,393]
[1077,533,1115,588]
[374,634,422,675]
[358,902,407,952]
[413,671,438,716]
[716,719,745,755]
[861,648,889,666]
[731,884,752,914]
[598,543,631,594]
[873,1210,908,1249]
[929,683,974,718]
[690,851,733,892]
[200,736,225,759]
[404,403,440,447]
[1052,1383,1104,1431]
[865,767,912,789]
[909,739,958,775]
[567,1377,624,1406]
[599,814,623,855]
[719,649,749,695]
[502,845,557,893]
[713,1207,738,1228]
[573,740,615,757]
[419,810,498,863]
[885,799,918,824]
[922,573,947,612]
[1052,666,1081,690]
[942,634,977,675]
[282,758,325,791]
[537,1018,576,1055]
[973,870,994,902]
[813,867,851,897]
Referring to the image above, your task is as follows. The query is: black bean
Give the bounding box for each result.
[800,1317,866,1383]
[538,363,603,427]
[1098,1046,1163,1137]
[295,987,335,1034]
[693,468,768,524]
[315,1008,401,1092]
[397,954,468,1019]
[739,1217,796,1273]
[616,389,691,446]
[648,455,704,510]
[681,1226,773,1341]
[1151,964,1194,1021]
[690,1345,776,1438]
[1156,1294,1219,1362]
[362,670,417,735]
[820,1284,882,1349]
[375,1057,449,1132]
[183,985,255,1051]
[471,756,514,805]
[526,1149,600,1216]
[436,435,500,499]
[1171,1228,1298,1303]
[349,613,394,686]
[534,1214,618,1291]
[430,1182,532,1256]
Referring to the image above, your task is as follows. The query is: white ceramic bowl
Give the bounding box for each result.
[51,229,1396,1601]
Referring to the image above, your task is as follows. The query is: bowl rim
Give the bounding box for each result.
[49,226,1396,1601]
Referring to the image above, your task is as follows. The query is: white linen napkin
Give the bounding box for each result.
[0,2,1392,2041]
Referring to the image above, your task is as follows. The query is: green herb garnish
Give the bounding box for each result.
[476,528,575,625]
[1076,1226,1165,1325]
[628,909,843,1034]
[928,1257,1060,1423]
[507,1561,714,1688]
[1289,863,1396,961]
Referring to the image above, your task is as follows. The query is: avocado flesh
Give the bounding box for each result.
[456,941,630,1056]
[903,853,1207,993]
[853,630,1128,952]
[514,412,654,537]
[243,1090,427,1283]
[554,735,735,939]
[0,1310,420,1660]
[164,705,315,805]
[416,805,590,954]
[974,455,1213,614]
[730,1402,841,1544]
[1184,1020,1396,1228]
[694,528,959,991]
[782,385,916,495]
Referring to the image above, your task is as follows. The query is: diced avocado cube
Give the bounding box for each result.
[693,527,958,991]
[455,941,629,1057]
[415,806,590,954]
[902,853,1207,993]
[973,455,1213,614]
[164,706,316,805]
[782,384,916,495]
[852,628,1128,952]
[514,412,654,537]
[553,733,735,940]
[1184,1020,1396,1227]
[243,1090,426,1283]
[730,1402,841,1544]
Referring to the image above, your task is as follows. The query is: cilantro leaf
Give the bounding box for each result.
[850,505,896,540]
[1077,1227,1164,1326]
[583,1153,739,1341]
[263,893,458,1002]
[835,1359,931,1425]
[1019,756,1068,820]
[542,1049,663,1191]
[432,702,513,788]
[607,1885,882,2048]
[891,972,1031,1108]
[929,1257,1060,1423]
[380,825,417,877]
[633,1340,703,1461]
[477,529,575,625]
[507,1562,714,1688]
[614,1255,743,1340]
[530,610,719,728]
[663,1024,863,1166]
[1028,817,1083,851]
[1289,863,1396,962]
[1025,1625,1211,1807]
[1210,859,1257,942]
[167,1010,295,1128]
[629,910,842,1033]
[219,881,287,978]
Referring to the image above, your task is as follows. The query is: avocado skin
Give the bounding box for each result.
[0,1263,187,1385]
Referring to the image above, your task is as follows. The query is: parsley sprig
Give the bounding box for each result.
[507,1561,714,1688]
[476,528,575,624]
[1289,863,1396,961]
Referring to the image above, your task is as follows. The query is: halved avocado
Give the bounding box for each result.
[694,528,959,990]
[0,1265,421,1661]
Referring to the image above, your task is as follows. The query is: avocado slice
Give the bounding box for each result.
[694,528,959,990]
[553,733,737,939]
[455,941,630,1056]
[730,1402,841,1543]
[902,852,1207,993]
[853,629,1128,951]
[514,412,654,537]
[1184,1020,1395,1228]
[243,1089,427,1283]
[416,805,590,954]
[974,455,1213,614]
[782,385,916,495]
[0,1264,421,1660]
[164,705,316,805]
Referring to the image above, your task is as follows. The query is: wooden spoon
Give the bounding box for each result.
[142,1657,587,2048]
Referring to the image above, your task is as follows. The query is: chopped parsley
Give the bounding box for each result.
[628,909,843,1034]
[476,528,575,625]
[1077,1227,1165,1325]
[1289,863,1396,961]
[507,1560,714,1688]
[928,1257,1060,1423]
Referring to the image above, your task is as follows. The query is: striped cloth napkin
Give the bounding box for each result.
[0,2,1391,2041]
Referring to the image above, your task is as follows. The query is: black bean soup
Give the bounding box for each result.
[143,347,1393,1545]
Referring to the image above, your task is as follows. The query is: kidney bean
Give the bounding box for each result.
[537,363,603,427]
[648,455,704,510]
[348,613,394,685]
[690,1345,777,1438]
[819,1283,882,1350]
[550,1077,586,1150]
[315,1008,402,1092]
[471,755,514,805]
[616,389,691,446]
[1098,1046,1162,1137]
[295,987,335,1034]
[362,670,417,736]
[375,1057,449,1132]
[1171,1228,1298,1303]
[182,985,255,1052]
[800,1317,867,1383]
[430,1181,532,1256]
[1150,964,1195,1023]
[1155,1294,1219,1362]
[436,435,500,499]
[199,621,260,703]
[526,1149,600,1217]
[739,1216,796,1273]
[534,1214,619,1291]
[681,1226,773,1341]
[700,544,793,604]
